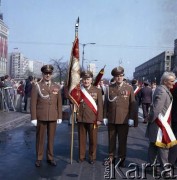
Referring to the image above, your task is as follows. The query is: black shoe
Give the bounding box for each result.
[47,160,57,166]
[172,164,177,169]
[118,162,126,168]
[117,158,126,168]
[35,160,41,167]
[143,120,147,124]
[103,157,115,166]
[89,160,95,164]
[77,158,85,163]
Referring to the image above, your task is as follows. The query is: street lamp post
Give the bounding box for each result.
[80,43,96,70]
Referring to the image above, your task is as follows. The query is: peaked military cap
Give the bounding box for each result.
[111,66,124,76]
[41,64,54,73]
[81,71,93,78]
[144,81,150,86]
[132,79,137,85]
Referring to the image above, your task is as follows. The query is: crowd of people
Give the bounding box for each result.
[0,75,38,112]
[0,75,67,113]
[1,64,177,178]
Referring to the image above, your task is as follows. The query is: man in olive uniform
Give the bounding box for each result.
[77,71,103,164]
[104,66,138,167]
[31,64,62,167]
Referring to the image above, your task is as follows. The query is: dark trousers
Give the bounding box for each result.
[148,142,169,169]
[142,103,151,121]
[108,124,129,160]
[169,123,177,165]
[36,120,57,160]
[78,122,97,161]
[24,95,27,111]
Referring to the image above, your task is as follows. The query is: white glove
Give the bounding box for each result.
[31,120,37,126]
[128,119,134,127]
[103,118,108,126]
[57,119,62,124]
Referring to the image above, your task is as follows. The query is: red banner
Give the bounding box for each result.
[67,37,81,107]
[93,65,105,86]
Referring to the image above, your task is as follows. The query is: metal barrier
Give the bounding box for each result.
[0,87,16,112]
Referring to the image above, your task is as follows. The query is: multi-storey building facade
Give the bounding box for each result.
[8,52,45,79]
[8,52,29,79]
[0,17,8,77]
[134,51,174,84]
[171,39,177,71]
[28,60,44,77]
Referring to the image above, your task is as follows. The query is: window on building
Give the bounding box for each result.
[166,56,170,60]
[166,67,170,71]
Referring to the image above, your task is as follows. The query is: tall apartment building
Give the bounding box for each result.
[134,51,174,84]
[0,15,8,77]
[28,60,44,77]
[8,51,45,79]
[8,52,29,79]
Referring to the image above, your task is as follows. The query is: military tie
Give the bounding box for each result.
[46,82,50,87]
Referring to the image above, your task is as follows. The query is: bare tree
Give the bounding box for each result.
[50,58,68,83]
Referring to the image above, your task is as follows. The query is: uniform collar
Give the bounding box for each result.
[41,80,51,86]
[84,84,92,90]
[116,81,124,88]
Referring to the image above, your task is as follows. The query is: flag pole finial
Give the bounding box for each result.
[75,17,79,37]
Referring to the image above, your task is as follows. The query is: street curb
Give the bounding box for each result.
[0,106,70,132]
[0,114,30,132]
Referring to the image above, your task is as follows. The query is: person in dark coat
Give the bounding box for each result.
[24,76,33,112]
[169,79,177,167]
[139,81,152,123]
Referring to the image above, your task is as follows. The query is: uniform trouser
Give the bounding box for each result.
[148,142,169,169]
[36,120,57,160]
[78,122,97,161]
[108,124,129,161]
[142,103,151,121]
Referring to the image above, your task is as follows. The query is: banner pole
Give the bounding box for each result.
[70,104,77,164]
[70,17,79,164]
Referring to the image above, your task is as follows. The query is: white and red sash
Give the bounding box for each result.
[134,86,141,96]
[155,102,177,148]
[80,85,97,115]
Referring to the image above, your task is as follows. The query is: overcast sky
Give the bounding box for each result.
[2,0,177,79]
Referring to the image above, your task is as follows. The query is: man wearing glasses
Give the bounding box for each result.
[103,66,138,167]
[31,64,62,167]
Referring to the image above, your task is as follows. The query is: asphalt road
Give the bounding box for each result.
[0,110,176,180]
